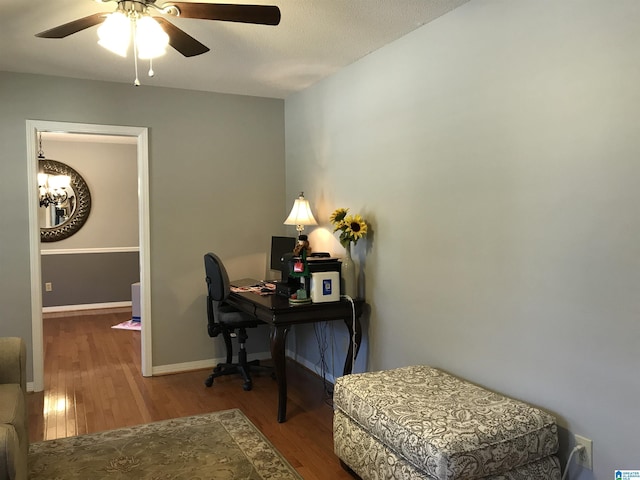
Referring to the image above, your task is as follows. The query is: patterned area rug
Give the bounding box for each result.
[29,409,302,479]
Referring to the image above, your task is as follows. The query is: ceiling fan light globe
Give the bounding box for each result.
[97,11,130,57]
[136,16,169,59]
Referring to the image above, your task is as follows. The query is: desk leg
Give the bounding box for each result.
[343,316,362,376]
[270,324,290,423]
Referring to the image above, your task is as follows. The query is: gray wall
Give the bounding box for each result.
[285,0,639,477]
[0,71,285,371]
[41,252,139,307]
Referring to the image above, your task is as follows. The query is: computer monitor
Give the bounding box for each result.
[270,236,296,271]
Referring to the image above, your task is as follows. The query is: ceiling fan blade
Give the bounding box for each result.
[154,18,210,57]
[165,3,281,25]
[35,13,109,39]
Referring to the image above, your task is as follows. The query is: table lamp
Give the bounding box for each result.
[283,192,317,238]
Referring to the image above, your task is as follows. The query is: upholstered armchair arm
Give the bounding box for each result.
[0,423,21,480]
[0,338,26,392]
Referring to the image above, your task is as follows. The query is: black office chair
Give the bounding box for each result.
[203,252,266,391]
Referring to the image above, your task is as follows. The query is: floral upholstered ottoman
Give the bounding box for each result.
[333,366,561,480]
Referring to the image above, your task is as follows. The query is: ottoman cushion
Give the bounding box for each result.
[334,409,561,480]
[334,366,559,480]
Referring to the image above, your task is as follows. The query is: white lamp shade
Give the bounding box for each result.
[284,194,318,227]
[98,11,131,57]
[136,16,169,59]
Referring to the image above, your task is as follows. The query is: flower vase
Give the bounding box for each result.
[341,243,357,298]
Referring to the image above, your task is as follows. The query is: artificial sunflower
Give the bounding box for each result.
[329,208,369,247]
[330,208,349,228]
[344,214,368,241]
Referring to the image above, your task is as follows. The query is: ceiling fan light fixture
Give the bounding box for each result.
[136,15,169,59]
[97,11,130,57]
[36,1,282,86]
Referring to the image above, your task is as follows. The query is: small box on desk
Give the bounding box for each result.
[275,281,297,298]
[276,253,342,299]
[311,271,340,303]
[308,256,342,273]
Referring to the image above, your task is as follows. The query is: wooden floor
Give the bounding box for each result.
[28,309,356,480]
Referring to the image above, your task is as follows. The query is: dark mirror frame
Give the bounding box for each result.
[39,159,92,242]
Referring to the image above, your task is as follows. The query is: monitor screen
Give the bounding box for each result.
[270,236,296,270]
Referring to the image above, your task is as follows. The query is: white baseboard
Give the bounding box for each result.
[43,301,132,313]
[286,349,338,384]
[151,351,272,376]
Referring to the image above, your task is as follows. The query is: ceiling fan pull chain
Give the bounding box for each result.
[148,58,155,77]
[132,15,141,86]
[133,54,141,86]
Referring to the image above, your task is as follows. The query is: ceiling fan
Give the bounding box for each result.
[36,1,281,58]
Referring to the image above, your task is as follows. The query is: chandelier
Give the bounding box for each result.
[97,1,170,85]
[38,173,71,208]
[37,133,72,208]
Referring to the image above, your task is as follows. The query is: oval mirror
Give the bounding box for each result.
[39,159,91,242]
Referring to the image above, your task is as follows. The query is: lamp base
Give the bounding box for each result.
[289,297,312,305]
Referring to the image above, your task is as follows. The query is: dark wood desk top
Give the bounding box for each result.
[227,292,364,326]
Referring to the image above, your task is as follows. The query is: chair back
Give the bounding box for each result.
[204,252,231,302]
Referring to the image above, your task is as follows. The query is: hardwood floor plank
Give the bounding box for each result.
[29,309,357,478]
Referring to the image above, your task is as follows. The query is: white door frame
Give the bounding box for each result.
[26,120,152,391]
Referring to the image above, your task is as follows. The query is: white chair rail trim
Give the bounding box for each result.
[41,246,140,255]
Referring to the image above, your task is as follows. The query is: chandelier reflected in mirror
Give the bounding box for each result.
[38,172,71,208]
[37,132,73,209]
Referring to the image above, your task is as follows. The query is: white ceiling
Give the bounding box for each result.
[0,0,470,99]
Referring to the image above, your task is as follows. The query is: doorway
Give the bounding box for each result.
[26,120,152,391]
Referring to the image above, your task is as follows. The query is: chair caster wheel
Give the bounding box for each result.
[243,382,252,391]
[205,377,214,387]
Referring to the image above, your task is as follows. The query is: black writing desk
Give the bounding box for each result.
[226,291,364,423]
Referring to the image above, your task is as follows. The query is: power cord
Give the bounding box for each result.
[314,295,359,408]
[340,294,357,373]
[313,321,333,403]
[561,445,586,480]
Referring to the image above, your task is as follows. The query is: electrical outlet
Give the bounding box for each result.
[45,282,53,292]
[575,434,593,470]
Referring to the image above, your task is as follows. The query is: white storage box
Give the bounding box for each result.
[131,282,141,322]
[310,271,340,303]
